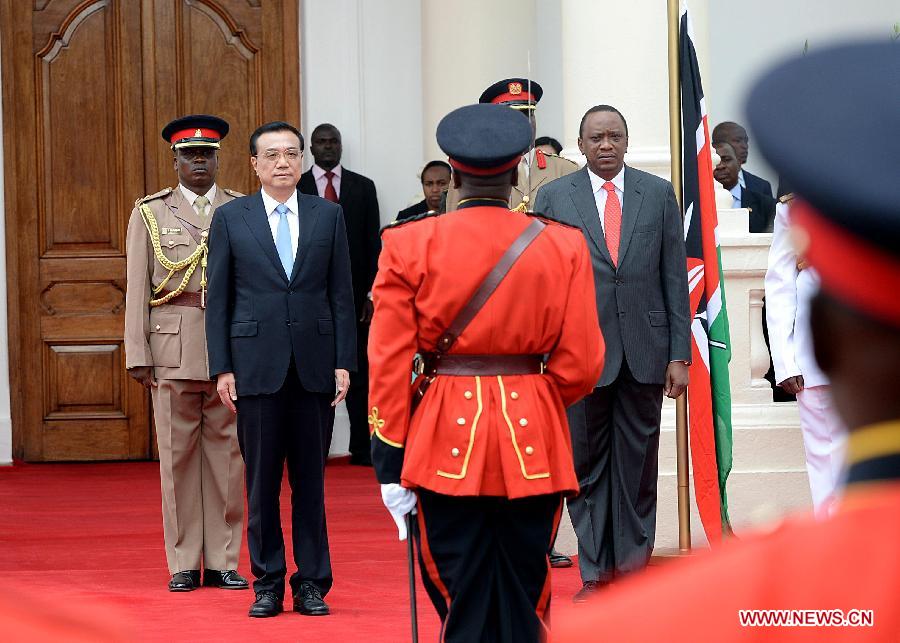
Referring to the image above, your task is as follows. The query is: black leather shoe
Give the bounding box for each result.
[204,569,249,589]
[293,582,330,616]
[572,579,610,603]
[249,591,283,618]
[168,570,201,592]
[549,549,573,568]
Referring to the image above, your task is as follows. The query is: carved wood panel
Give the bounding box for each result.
[1,0,301,461]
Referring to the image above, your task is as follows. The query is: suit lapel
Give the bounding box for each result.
[569,167,614,267]
[242,192,288,281]
[206,185,232,231]
[337,170,351,207]
[616,166,645,265]
[290,193,321,284]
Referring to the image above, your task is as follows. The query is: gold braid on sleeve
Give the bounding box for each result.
[139,203,209,307]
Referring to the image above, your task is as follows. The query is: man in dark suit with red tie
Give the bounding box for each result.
[534,105,691,602]
[298,123,382,465]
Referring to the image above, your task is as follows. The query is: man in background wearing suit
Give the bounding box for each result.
[206,121,356,618]
[533,105,690,602]
[397,160,451,220]
[125,115,248,593]
[713,142,775,232]
[712,120,773,198]
[298,123,381,465]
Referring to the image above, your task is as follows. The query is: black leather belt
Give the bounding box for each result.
[417,353,545,377]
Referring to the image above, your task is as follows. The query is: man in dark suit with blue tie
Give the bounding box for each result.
[534,105,690,602]
[205,121,356,618]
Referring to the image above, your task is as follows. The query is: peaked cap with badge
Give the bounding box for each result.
[445,78,578,212]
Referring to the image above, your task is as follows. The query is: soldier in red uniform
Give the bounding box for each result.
[552,40,900,642]
[368,103,604,642]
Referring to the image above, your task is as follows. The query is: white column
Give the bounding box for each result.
[301,0,423,455]
[301,0,423,222]
[421,0,537,161]
[0,28,12,464]
[558,0,710,177]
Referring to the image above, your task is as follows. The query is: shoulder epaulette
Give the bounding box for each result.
[222,188,245,198]
[381,209,443,234]
[779,193,794,204]
[545,153,579,167]
[525,211,579,229]
[135,186,173,208]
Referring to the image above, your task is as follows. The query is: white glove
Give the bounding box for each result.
[381,483,417,541]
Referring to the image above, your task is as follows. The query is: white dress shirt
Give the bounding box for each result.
[587,165,625,234]
[260,188,300,260]
[179,184,217,216]
[312,164,342,199]
[737,168,747,190]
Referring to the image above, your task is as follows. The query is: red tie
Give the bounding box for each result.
[603,181,622,266]
[324,170,339,203]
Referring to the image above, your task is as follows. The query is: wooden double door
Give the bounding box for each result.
[0,0,300,461]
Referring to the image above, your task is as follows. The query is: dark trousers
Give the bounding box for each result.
[416,490,562,643]
[235,364,334,598]
[344,321,371,460]
[566,360,663,582]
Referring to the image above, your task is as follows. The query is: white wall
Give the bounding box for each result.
[301,0,424,221]
[0,27,12,465]
[707,0,898,190]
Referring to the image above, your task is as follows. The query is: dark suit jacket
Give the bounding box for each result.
[533,166,691,387]
[741,187,776,233]
[205,190,357,395]
[743,170,773,198]
[298,168,381,315]
[397,198,429,221]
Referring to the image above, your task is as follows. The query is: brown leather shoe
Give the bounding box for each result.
[168,570,201,592]
[203,569,249,589]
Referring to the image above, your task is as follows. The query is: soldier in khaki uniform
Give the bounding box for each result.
[445,78,579,213]
[124,115,248,592]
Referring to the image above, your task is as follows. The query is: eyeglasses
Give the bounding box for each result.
[257,148,302,163]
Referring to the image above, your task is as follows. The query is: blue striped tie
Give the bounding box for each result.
[274,203,293,277]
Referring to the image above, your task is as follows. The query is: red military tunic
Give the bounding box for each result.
[368,204,603,499]
[551,420,900,641]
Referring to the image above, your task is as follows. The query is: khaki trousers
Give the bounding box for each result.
[152,379,244,573]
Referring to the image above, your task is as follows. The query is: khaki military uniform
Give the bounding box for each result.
[445,151,579,212]
[124,185,244,574]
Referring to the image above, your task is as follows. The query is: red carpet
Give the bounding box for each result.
[0,461,585,641]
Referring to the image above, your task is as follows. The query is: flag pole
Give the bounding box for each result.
[667,0,692,554]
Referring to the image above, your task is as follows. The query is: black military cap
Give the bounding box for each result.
[437,104,532,176]
[161,114,229,150]
[747,40,900,326]
[479,78,543,110]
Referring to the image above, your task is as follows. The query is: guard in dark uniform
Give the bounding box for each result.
[368,104,604,642]
[553,40,900,642]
